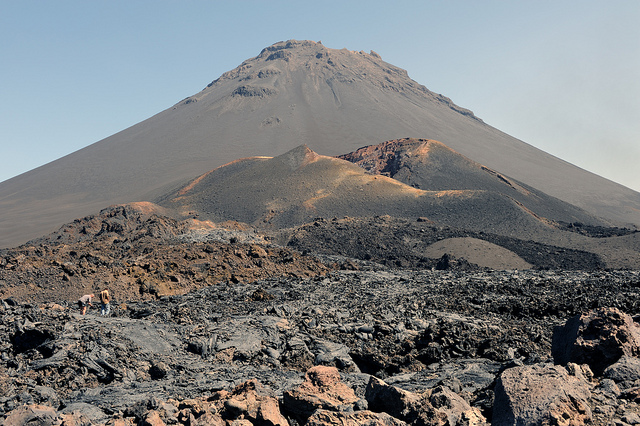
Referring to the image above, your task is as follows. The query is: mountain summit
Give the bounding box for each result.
[1,39,639,247]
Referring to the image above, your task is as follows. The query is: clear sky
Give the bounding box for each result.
[1,1,639,191]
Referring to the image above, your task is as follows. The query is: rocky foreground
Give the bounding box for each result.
[2,266,640,425]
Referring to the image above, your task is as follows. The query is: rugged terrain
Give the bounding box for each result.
[0,203,337,304]
[2,252,640,424]
[2,206,640,424]
[337,138,607,227]
[0,201,633,306]
[158,143,640,270]
[1,39,640,425]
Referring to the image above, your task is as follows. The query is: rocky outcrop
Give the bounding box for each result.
[282,366,360,422]
[306,409,407,425]
[552,307,640,375]
[2,269,640,425]
[0,204,337,303]
[493,364,592,425]
[365,376,485,425]
[3,404,62,426]
[365,376,446,425]
[216,380,289,425]
[604,356,640,386]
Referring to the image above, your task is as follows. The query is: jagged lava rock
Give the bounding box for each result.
[2,405,60,426]
[219,380,288,426]
[306,409,408,425]
[282,365,359,422]
[365,376,485,425]
[492,364,592,425]
[552,307,640,375]
[365,376,444,425]
[603,356,640,388]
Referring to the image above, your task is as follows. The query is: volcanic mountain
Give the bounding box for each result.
[155,143,640,269]
[1,39,639,248]
[337,138,604,226]
[158,143,599,237]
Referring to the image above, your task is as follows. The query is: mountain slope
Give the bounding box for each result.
[157,145,565,239]
[1,39,639,248]
[337,138,607,227]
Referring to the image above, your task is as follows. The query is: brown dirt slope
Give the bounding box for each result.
[423,237,532,270]
[338,138,609,227]
[0,203,337,304]
[158,145,565,241]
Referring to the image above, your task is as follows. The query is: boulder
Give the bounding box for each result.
[282,365,359,422]
[220,380,288,426]
[306,409,408,425]
[162,381,286,426]
[365,376,486,425]
[552,307,640,375]
[310,337,359,372]
[60,402,108,424]
[493,364,591,425]
[427,386,486,426]
[2,404,61,426]
[282,336,315,370]
[140,410,166,426]
[365,376,447,425]
[603,355,640,388]
[189,411,225,426]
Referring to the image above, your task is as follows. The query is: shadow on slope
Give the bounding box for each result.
[282,216,605,271]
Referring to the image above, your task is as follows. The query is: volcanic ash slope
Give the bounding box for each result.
[158,144,565,239]
[2,39,639,248]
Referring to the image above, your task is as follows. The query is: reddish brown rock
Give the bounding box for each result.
[365,376,486,425]
[365,376,447,426]
[59,412,95,426]
[170,382,284,425]
[105,419,135,426]
[220,380,288,426]
[140,410,166,426]
[2,404,60,426]
[0,204,335,304]
[282,365,359,421]
[427,386,486,426]
[189,411,225,426]
[552,307,640,375]
[493,364,591,425]
[306,409,408,425]
[228,420,253,426]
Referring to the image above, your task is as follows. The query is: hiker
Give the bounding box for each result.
[77,294,94,315]
[100,289,111,317]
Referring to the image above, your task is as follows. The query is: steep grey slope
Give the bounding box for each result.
[1,39,638,248]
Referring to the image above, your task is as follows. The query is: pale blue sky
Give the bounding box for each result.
[1,1,639,191]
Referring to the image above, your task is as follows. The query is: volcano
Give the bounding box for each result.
[336,138,604,226]
[1,39,639,248]
[158,143,598,238]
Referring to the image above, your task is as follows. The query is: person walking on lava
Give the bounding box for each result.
[100,289,110,317]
